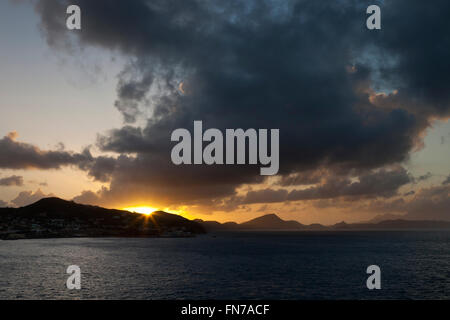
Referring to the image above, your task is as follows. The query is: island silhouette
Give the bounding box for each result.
[0,197,205,240]
[1,197,450,240]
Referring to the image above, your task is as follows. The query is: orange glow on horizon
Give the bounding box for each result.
[122,206,158,215]
[122,206,193,220]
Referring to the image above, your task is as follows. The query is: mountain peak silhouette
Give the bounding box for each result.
[240,213,304,230]
[25,197,75,208]
[246,213,283,223]
[6,197,206,235]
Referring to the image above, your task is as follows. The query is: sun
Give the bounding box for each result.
[122,205,193,219]
[122,206,158,215]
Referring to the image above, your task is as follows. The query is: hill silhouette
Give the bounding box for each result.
[196,214,322,231]
[17,197,126,219]
[196,214,450,231]
[240,214,305,230]
[0,197,205,239]
[2,199,450,239]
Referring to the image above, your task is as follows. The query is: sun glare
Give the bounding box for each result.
[122,206,192,219]
[122,206,158,215]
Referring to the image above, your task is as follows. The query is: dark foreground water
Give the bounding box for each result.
[0,231,449,299]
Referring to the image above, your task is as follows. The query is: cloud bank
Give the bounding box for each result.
[7,0,449,218]
[0,132,91,170]
[0,175,24,187]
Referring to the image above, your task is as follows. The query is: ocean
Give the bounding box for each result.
[0,231,449,299]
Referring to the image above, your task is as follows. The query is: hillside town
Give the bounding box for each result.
[0,198,205,240]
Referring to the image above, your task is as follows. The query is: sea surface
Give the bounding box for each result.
[0,231,449,299]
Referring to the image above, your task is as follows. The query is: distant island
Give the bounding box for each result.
[195,213,450,232]
[1,198,450,240]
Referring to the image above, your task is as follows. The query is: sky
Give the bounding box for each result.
[0,0,449,224]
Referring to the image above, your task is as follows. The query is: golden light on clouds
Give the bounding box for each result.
[178,81,185,94]
[7,131,19,140]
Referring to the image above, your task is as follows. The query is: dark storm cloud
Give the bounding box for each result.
[83,156,117,183]
[0,132,93,170]
[0,175,24,187]
[287,167,412,200]
[33,0,450,205]
[240,167,412,205]
[96,126,153,154]
[115,67,155,123]
[370,2,450,119]
[277,169,325,186]
[0,132,117,183]
[243,189,289,204]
